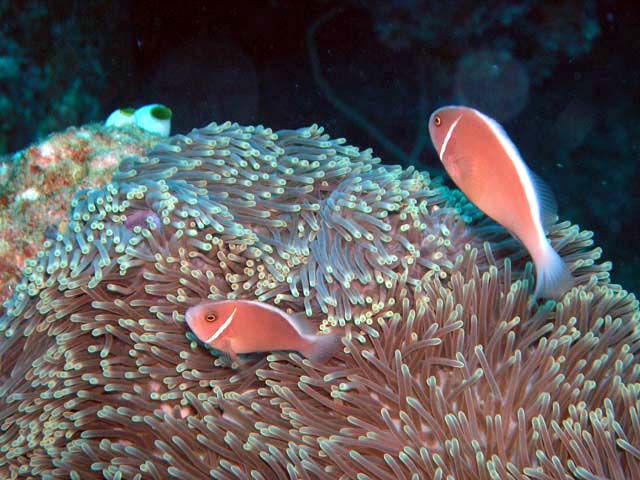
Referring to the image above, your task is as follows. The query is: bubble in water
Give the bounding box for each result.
[554,100,595,153]
[454,49,529,122]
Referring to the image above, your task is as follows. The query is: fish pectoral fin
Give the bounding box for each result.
[447,156,473,181]
[214,338,237,364]
[231,353,248,368]
[221,350,244,369]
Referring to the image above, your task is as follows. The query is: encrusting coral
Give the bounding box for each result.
[0,122,161,304]
[0,121,638,479]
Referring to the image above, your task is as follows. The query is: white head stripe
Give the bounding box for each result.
[205,307,237,343]
[439,115,462,159]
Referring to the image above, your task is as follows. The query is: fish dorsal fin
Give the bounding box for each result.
[257,301,316,336]
[287,311,317,335]
[472,107,559,232]
[527,167,558,230]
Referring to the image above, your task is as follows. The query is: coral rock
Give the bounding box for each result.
[0,123,160,305]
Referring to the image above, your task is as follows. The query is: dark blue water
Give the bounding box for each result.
[2,0,638,293]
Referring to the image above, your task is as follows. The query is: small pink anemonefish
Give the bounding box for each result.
[185,299,342,363]
[428,105,573,300]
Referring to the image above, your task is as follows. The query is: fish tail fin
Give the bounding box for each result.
[302,332,343,363]
[533,243,574,301]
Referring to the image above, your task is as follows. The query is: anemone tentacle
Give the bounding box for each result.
[0,121,634,479]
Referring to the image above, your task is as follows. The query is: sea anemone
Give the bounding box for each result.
[0,121,637,479]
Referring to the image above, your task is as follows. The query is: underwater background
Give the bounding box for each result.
[3,2,640,478]
[0,0,637,291]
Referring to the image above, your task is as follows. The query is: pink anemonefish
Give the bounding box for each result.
[124,209,162,232]
[428,105,573,300]
[185,299,342,363]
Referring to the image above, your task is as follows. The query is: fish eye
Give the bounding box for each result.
[434,115,442,126]
[206,313,216,322]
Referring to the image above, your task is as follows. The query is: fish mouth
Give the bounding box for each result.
[184,307,196,327]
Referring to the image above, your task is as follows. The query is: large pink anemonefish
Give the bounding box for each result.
[428,105,573,300]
